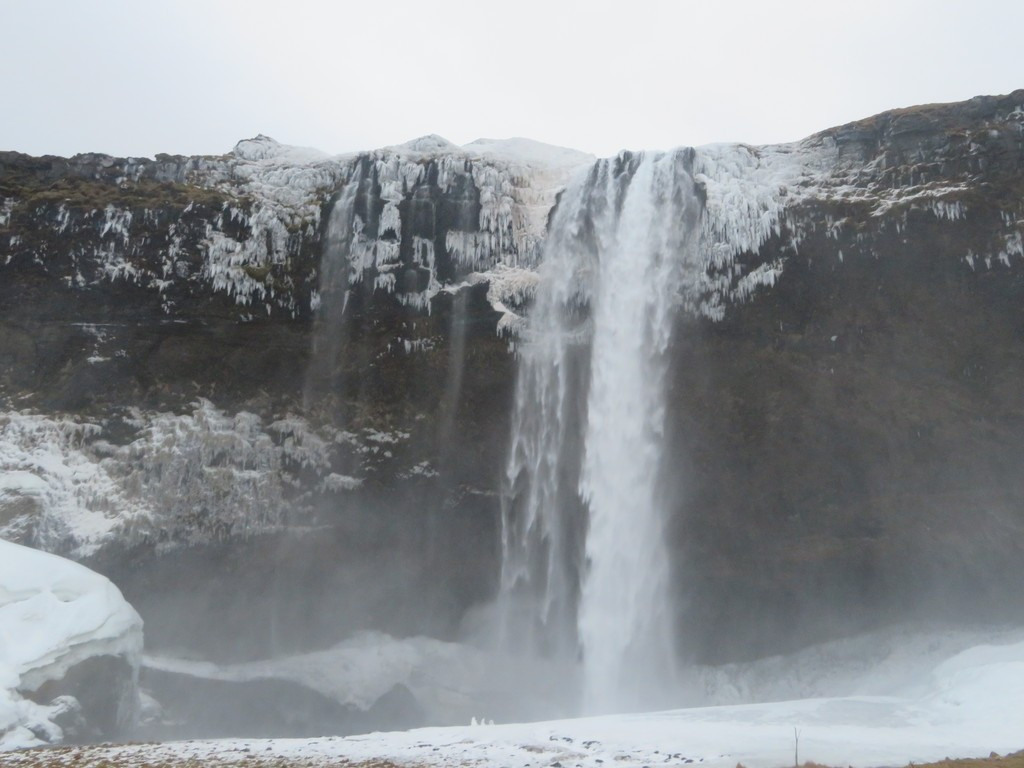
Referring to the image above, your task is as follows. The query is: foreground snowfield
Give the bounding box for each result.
[7,634,1024,768]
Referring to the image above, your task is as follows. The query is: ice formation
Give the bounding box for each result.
[0,402,340,555]
[0,198,14,228]
[0,540,143,750]
[0,135,595,323]
[144,631,497,723]
[219,135,593,316]
[6,114,1020,333]
[310,138,593,328]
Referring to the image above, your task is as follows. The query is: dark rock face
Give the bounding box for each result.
[667,90,1024,662]
[26,655,138,742]
[0,141,521,663]
[1,92,1022,689]
[85,492,500,663]
[137,669,424,739]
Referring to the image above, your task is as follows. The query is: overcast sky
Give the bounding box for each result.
[2,0,1022,159]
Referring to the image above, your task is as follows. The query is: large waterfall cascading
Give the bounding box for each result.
[577,151,701,711]
[499,150,702,712]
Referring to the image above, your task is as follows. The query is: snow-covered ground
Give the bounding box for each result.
[6,628,1023,767]
[0,540,143,750]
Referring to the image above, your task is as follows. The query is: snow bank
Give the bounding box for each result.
[0,540,143,750]
[683,623,1024,705]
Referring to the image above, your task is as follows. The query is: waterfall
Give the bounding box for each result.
[499,149,702,712]
[303,174,360,408]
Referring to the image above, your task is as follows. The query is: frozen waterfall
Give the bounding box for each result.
[499,150,702,712]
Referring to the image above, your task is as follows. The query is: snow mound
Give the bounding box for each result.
[0,540,143,750]
[463,137,595,170]
[231,135,330,165]
[387,134,460,154]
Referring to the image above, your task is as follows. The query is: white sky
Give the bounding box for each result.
[2,0,1022,159]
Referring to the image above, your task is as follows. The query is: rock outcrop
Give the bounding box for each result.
[0,135,593,673]
[667,91,1024,661]
[0,91,1022,692]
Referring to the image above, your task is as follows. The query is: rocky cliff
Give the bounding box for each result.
[668,92,1024,661]
[0,136,593,661]
[1,91,1023,733]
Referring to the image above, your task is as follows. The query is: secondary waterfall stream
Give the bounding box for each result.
[500,150,702,712]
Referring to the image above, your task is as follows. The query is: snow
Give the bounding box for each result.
[382,135,593,173]
[6,630,1023,766]
[386,134,460,154]
[0,540,142,750]
[462,137,595,172]
[231,135,330,165]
